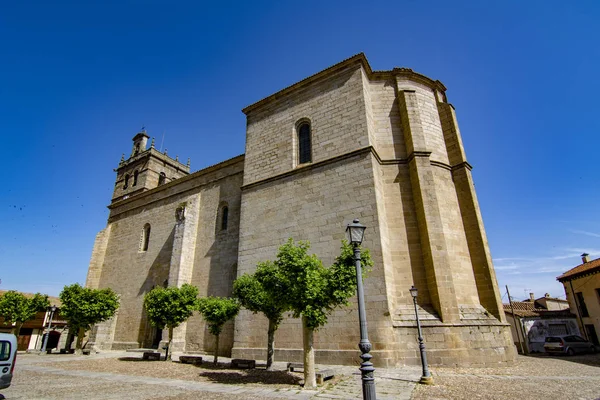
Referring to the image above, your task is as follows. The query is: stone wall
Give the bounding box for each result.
[243,61,369,186]
[87,54,516,367]
[233,151,392,363]
[88,156,243,352]
[233,55,515,366]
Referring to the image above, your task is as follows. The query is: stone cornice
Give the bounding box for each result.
[241,147,373,192]
[242,147,468,192]
[451,161,473,172]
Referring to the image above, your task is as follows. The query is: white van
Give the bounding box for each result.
[0,333,17,390]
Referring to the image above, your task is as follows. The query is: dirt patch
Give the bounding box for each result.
[46,357,303,389]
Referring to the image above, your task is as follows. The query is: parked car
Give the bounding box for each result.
[544,335,597,355]
[0,333,17,392]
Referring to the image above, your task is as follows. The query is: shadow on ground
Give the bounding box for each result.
[197,369,302,385]
[118,357,157,362]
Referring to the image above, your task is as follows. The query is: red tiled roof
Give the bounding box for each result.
[505,301,535,311]
[557,258,600,282]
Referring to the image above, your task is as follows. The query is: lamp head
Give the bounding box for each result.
[346,218,366,245]
[409,285,418,298]
[50,305,57,312]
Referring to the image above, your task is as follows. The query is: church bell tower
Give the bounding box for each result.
[112,128,191,202]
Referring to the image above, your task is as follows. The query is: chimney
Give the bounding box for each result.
[581,253,590,263]
[529,292,535,302]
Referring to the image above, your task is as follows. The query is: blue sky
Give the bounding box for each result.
[1,1,599,302]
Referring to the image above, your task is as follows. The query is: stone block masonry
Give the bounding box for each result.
[86,53,516,367]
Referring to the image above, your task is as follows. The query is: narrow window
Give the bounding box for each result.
[133,170,139,186]
[298,122,312,164]
[158,172,166,186]
[221,206,229,231]
[575,292,589,317]
[140,223,151,252]
[123,174,130,189]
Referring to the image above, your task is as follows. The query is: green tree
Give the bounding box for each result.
[260,239,372,388]
[144,284,199,360]
[59,283,119,355]
[196,296,240,365]
[233,265,288,370]
[0,291,49,337]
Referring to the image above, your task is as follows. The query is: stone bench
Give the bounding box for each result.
[316,369,335,385]
[231,359,256,369]
[287,362,303,372]
[179,355,203,365]
[142,351,161,361]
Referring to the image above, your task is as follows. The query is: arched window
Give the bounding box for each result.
[158,172,166,186]
[123,174,130,189]
[221,206,229,231]
[133,170,139,187]
[298,122,312,164]
[140,224,151,252]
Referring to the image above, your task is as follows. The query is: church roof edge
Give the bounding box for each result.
[242,53,446,115]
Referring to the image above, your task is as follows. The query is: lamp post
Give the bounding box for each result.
[346,218,376,400]
[409,286,433,385]
[40,305,58,354]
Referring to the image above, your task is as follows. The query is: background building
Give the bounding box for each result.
[86,54,516,367]
[503,295,577,353]
[0,291,67,352]
[557,253,600,346]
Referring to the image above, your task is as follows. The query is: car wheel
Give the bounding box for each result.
[567,348,575,356]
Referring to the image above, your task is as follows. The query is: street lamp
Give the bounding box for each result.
[40,305,58,354]
[346,218,376,400]
[409,286,433,385]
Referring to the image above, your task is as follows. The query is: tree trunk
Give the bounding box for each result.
[302,316,317,389]
[266,319,276,371]
[214,333,220,365]
[64,330,74,352]
[12,322,23,337]
[167,326,173,361]
[74,327,85,355]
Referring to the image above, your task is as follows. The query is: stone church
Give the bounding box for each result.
[85,53,516,367]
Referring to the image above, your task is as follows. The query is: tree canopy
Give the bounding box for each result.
[233,265,288,369]
[258,238,373,387]
[0,291,49,336]
[197,296,240,364]
[261,239,372,330]
[144,284,199,330]
[59,284,119,331]
[233,270,286,326]
[144,284,199,360]
[59,283,119,353]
